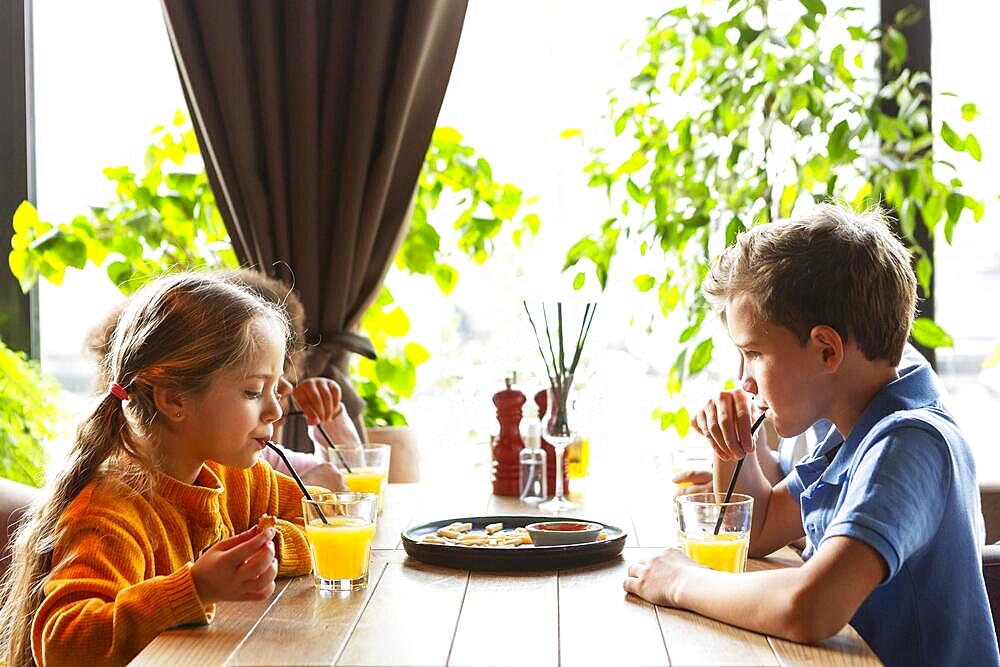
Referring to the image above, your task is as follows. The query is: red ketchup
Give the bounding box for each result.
[534,522,592,531]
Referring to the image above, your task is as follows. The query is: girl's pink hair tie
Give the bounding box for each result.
[108,382,129,402]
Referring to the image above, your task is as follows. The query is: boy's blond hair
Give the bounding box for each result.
[703,204,917,365]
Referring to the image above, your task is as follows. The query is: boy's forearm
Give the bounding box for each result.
[674,565,823,643]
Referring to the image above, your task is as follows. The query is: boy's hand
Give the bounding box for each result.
[672,470,713,497]
[293,377,343,426]
[623,548,698,607]
[691,389,757,461]
[191,525,278,604]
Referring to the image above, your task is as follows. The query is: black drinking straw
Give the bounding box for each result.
[713,411,768,535]
[265,441,329,524]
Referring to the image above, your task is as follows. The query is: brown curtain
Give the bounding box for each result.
[161,0,468,449]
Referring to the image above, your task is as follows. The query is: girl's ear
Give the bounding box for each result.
[810,325,844,373]
[152,385,187,422]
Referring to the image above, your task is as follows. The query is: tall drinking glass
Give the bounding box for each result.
[539,383,577,512]
[676,493,753,573]
[329,443,391,515]
[303,492,378,591]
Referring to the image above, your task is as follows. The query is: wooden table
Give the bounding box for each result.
[132,477,881,666]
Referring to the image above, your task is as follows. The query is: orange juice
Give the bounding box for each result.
[343,467,387,512]
[681,532,749,573]
[305,517,376,581]
[567,437,590,478]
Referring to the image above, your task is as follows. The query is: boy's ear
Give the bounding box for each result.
[152,385,188,422]
[810,325,844,372]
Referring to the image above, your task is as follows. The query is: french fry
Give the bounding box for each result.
[437,528,462,539]
[597,531,608,541]
[422,535,447,544]
[485,522,503,534]
[454,522,473,532]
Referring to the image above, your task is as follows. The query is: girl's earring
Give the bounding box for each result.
[175,411,182,418]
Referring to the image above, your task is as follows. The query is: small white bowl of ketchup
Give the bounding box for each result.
[525,521,603,546]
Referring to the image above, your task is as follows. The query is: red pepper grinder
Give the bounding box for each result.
[534,389,570,495]
[491,376,525,496]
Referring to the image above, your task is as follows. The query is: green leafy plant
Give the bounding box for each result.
[354,126,539,426]
[0,339,60,486]
[563,1,985,433]
[8,114,538,427]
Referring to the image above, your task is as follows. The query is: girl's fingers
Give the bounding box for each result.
[223,529,273,566]
[211,525,259,551]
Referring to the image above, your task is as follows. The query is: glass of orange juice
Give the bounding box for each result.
[303,492,378,591]
[332,444,391,515]
[676,493,753,573]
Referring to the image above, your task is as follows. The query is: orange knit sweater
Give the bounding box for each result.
[31,460,314,666]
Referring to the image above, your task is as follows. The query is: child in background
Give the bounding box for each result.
[625,205,998,666]
[83,268,361,491]
[0,274,317,666]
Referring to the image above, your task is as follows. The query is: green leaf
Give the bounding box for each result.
[688,338,714,374]
[966,134,982,161]
[911,318,953,348]
[633,274,655,292]
[673,406,690,438]
[560,128,583,139]
[883,27,908,71]
[779,183,797,218]
[894,6,923,28]
[940,122,965,151]
[522,213,541,234]
[799,0,828,15]
[827,120,851,162]
[945,192,965,225]
[403,342,430,366]
[573,272,586,290]
[916,256,932,294]
[961,103,980,121]
[432,264,458,295]
[614,152,648,177]
[12,201,40,234]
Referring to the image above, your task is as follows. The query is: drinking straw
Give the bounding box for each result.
[713,411,768,535]
[265,441,329,524]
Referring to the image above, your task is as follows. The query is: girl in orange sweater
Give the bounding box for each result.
[0,273,317,666]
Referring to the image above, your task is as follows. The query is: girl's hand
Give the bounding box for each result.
[690,389,757,461]
[191,525,278,604]
[672,470,713,497]
[292,377,343,426]
[623,548,698,607]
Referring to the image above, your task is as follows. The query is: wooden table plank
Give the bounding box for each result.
[129,578,294,667]
[374,483,423,550]
[336,559,469,666]
[767,633,882,667]
[224,554,391,666]
[559,554,669,667]
[655,606,779,667]
[447,571,558,667]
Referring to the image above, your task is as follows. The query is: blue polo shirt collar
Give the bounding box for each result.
[809,363,938,484]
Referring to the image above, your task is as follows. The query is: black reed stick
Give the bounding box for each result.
[265,441,328,524]
[713,411,768,535]
[523,301,557,390]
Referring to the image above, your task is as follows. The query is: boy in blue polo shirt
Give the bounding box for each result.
[624,204,998,666]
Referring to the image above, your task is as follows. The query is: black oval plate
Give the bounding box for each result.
[401,515,627,571]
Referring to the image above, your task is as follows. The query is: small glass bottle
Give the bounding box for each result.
[519,412,547,504]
